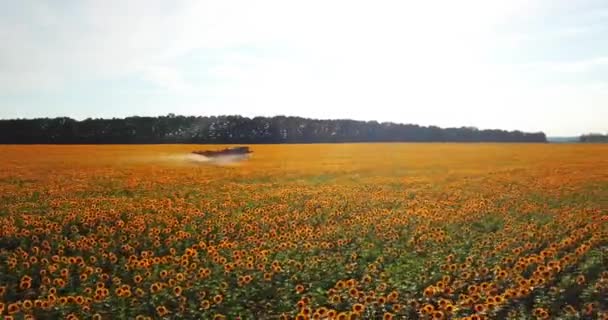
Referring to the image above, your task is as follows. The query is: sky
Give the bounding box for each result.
[1,0,607,136]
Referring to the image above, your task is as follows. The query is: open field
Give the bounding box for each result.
[0,144,607,319]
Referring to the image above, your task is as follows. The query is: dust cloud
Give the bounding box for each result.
[169,153,250,166]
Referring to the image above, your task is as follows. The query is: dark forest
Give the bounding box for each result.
[0,115,547,144]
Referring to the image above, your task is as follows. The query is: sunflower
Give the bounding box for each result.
[296,284,305,294]
[328,294,340,304]
[66,314,79,320]
[352,303,365,314]
[533,308,550,319]
[336,312,349,320]
[297,300,306,309]
[300,307,315,318]
[243,275,253,283]
[313,307,327,316]
[444,304,455,313]
[134,275,143,284]
[387,303,399,313]
[19,281,32,290]
[256,271,270,281]
[55,278,67,288]
[422,304,434,314]
[173,286,183,296]
[583,303,596,316]
[150,283,161,294]
[335,280,346,289]
[7,303,20,314]
[346,279,356,287]
[347,312,360,320]
[156,306,169,316]
[518,288,530,296]
[123,288,132,298]
[213,294,223,304]
[563,304,577,315]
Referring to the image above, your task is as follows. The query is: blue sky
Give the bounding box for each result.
[1,0,607,136]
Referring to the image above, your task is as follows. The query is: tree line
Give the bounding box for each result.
[0,115,547,144]
[579,133,608,143]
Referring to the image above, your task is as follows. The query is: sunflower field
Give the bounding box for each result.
[0,144,607,319]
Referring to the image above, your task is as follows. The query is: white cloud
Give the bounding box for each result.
[529,57,608,73]
[0,0,536,92]
[138,66,196,95]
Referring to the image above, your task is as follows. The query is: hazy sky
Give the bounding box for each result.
[1,0,607,136]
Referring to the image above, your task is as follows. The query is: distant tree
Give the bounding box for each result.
[579,133,608,143]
